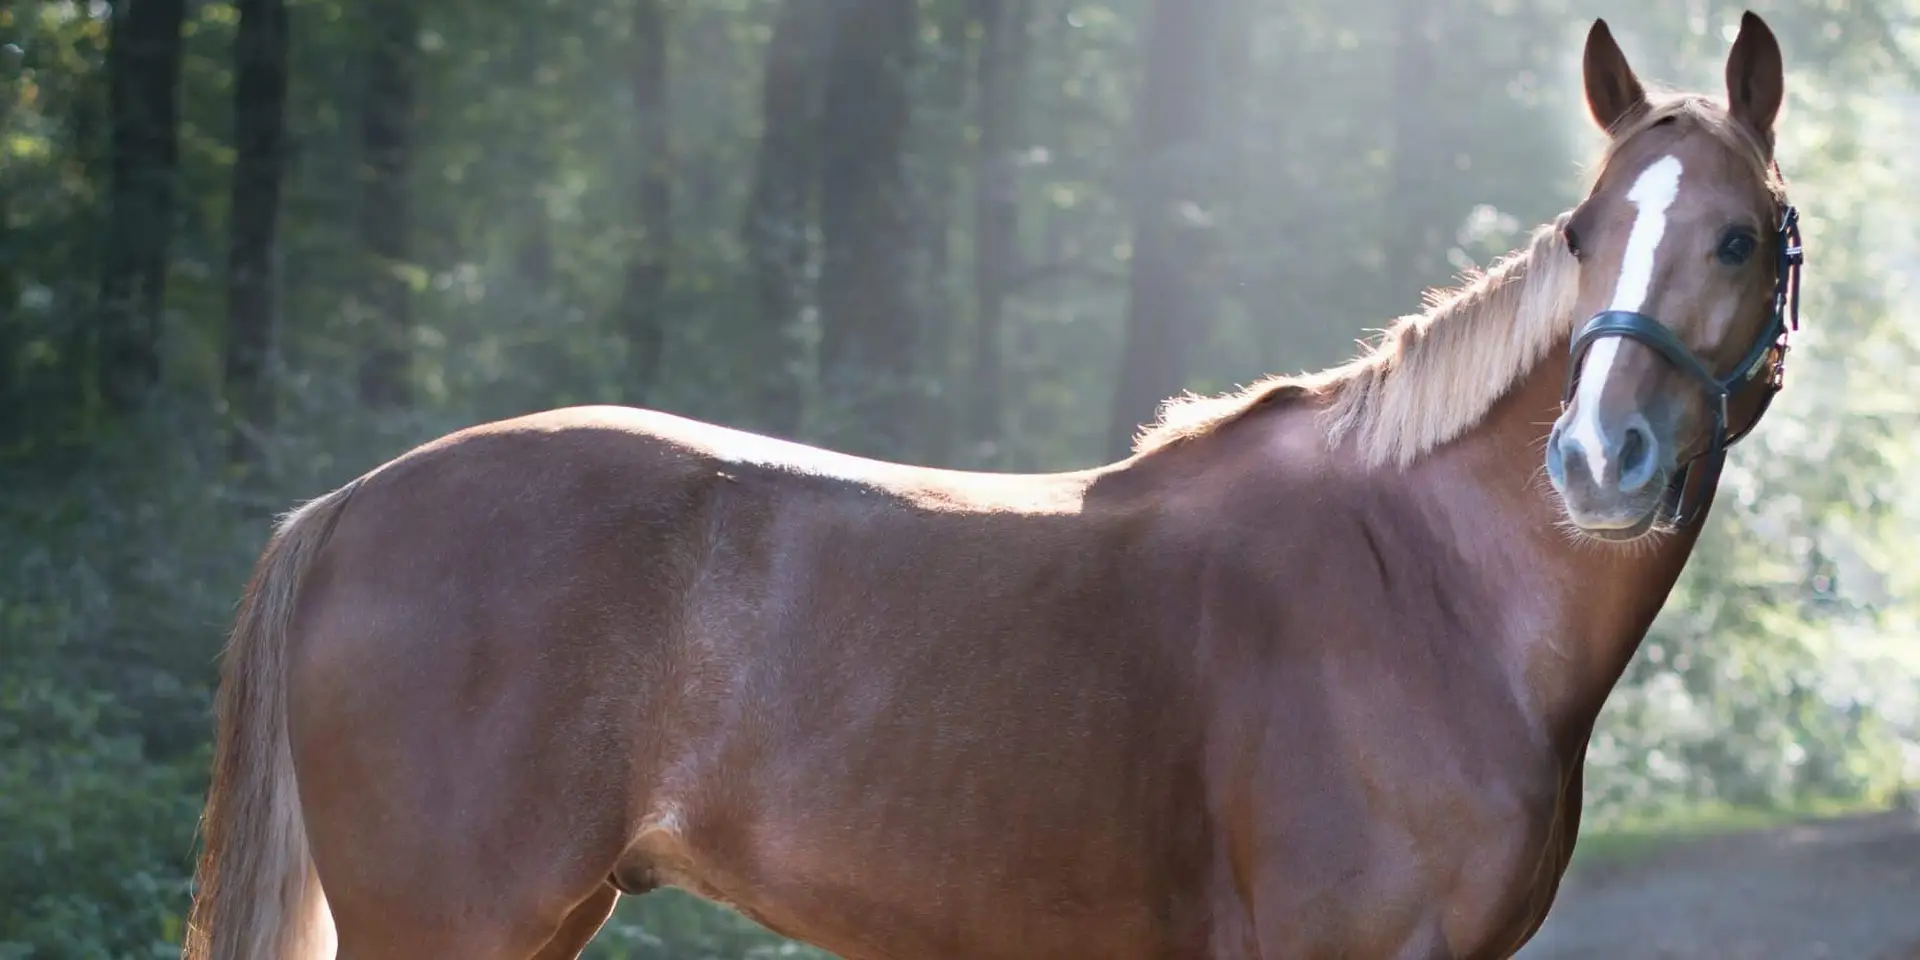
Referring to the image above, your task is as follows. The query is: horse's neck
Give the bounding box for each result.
[1443,343,1709,751]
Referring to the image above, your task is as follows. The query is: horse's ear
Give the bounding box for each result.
[1583,19,1647,134]
[1725,11,1784,146]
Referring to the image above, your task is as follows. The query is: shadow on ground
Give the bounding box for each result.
[1519,809,1920,959]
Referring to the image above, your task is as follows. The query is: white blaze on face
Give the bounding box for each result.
[1567,155,1685,484]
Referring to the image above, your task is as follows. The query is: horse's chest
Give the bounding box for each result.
[1228,693,1569,956]
[1241,772,1570,959]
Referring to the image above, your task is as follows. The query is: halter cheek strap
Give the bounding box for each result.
[1560,204,1804,528]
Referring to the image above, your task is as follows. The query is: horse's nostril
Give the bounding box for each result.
[1618,428,1647,471]
[1617,422,1655,492]
[1546,425,1572,481]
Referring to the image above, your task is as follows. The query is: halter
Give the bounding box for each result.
[1559,203,1804,528]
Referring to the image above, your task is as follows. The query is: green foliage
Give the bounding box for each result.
[0,672,201,960]
[0,427,251,958]
[1564,795,1889,874]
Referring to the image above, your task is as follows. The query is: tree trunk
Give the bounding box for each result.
[97,0,186,413]
[739,0,830,438]
[223,0,290,462]
[508,17,555,296]
[0,180,11,403]
[1382,0,1451,316]
[354,0,419,409]
[1106,0,1226,459]
[908,0,975,465]
[619,0,672,405]
[816,0,920,458]
[0,53,16,415]
[967,0,1031,466]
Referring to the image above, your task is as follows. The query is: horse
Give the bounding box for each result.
[182,13,1804,960]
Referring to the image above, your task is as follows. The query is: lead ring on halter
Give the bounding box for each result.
[1559,203,1805,528]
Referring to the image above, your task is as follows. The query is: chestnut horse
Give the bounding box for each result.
[184,14,1805,960]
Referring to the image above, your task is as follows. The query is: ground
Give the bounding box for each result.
[1517,808,1920,959]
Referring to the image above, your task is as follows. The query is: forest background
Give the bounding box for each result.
[3,0,1918,955]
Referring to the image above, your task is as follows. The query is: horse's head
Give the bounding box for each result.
[1546,12,1802,542]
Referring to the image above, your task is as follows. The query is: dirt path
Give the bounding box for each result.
[1516,809,1920,959]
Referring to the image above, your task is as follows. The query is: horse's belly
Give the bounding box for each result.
[642,792,1218,960]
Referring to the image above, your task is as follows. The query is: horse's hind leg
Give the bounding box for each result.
[301,696,636,960]
[326,880,617,960]
[532,885,621,959]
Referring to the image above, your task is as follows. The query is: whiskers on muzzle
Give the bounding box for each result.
[1545,407,1678,542]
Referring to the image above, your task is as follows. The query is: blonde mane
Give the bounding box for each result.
[1132,94,1782,469]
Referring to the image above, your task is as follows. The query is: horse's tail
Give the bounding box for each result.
[183,479,362,960]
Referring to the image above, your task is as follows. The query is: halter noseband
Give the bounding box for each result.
[1559,203,1804,528]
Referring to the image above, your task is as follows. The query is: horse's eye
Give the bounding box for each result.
[1717,230,1757,266]
[1564,224,1584,259]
